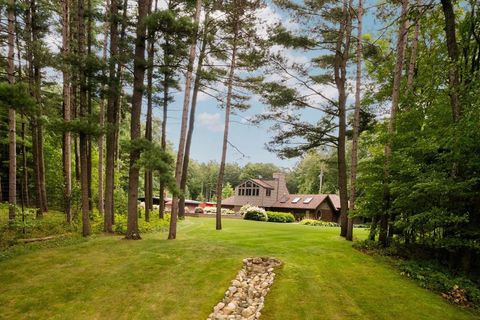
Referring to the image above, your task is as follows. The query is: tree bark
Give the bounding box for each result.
[179,13,210,220]
[380,0,409,246]
[335,0,352,238]
[104,0,120,232]
[144,0,156,222]
[61,0,72,223]
[26,0,44,217]
[86,0,93,212]
[215,27,238,231]
[7,0,16,221]
[407,0,421,91]
[169,0,202,239]
[97,0,110,216]
[347,0,363,241]
[78,0,91,236]
[440,0,461,121]
[159,69,168,220]
[125,0,149,240]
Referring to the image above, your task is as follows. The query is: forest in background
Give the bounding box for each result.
[1,0,479,280]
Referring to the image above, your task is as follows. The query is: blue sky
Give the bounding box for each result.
[153,1,381,169]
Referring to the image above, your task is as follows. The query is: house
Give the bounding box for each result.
[221,173,340,222]
[138,197,200,214]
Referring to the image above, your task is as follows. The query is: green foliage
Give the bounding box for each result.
[222,182,234,199]
[269,25,317,49]
[266,211,294,223]
[0,206,76,250]
[0,82,36,111]
[240,205,268,221]
[398,261,480,307]
[113,213,170,234]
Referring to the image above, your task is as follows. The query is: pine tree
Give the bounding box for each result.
[7,0,17,221]
[347,0,363,241]
[125,0,150,240]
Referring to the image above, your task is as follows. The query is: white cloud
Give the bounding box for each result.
[198,112,224,132]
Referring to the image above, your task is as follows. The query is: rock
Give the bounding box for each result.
[241,306,255,318]
[208,257,281,320]
[214,302,225,312]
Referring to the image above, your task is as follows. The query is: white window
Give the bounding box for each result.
[292,197,301,203]
[303,197,313,204]
[238,181,260,197]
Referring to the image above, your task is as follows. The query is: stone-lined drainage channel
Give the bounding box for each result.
[207,257,282,320]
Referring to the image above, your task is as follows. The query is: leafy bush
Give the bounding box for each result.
[204,207,216,214]
[194,207,204,214]
[223,209,235,215]
[266,211,295,223]
[299,219,339,227]
[203,207,235,215]
[241,205,268,222]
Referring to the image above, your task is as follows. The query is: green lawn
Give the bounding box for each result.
[0,217,478,320]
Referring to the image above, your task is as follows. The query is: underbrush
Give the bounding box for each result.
[299,219,339,227]
[354,239,480,308]
[0,203,173,251]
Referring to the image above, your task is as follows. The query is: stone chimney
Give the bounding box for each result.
[273,172,289,199]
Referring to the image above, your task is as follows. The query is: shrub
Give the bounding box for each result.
[203,207,235,215]
[194,207,204,214]
[266,211,295,223]
[222,209,235,215]
[299,219,339,227]
[241,205,268,222]
[204,207,216,214]
[398,260,480,307]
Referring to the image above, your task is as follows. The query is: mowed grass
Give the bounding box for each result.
[0,218,478,320]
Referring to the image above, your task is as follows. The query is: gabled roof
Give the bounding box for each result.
[271,194,333,210]
[250,179,274,189]
[329,194,340,210]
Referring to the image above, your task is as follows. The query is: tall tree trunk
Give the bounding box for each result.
[407,0,421,91]
[104,0,120,232]
[86,0,93,212]
[126,0,149,240]
[179,13,210,220]
[380,0,409,246]
[33,0,47,213]
[347,0,363,241]
[215,28,238,231]
[78,0,91,236]
[144,0,156,222]
[26,0,44,216]
[15,17,30,208]
[61,0,72,223]
[97,0,110,216]
[440,0,461,121]
[168,0,202,239]
[159,70,168,220]
[7,0,16,221]
[335,0,352,238]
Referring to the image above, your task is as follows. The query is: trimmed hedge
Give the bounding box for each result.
[266,211,295,223]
